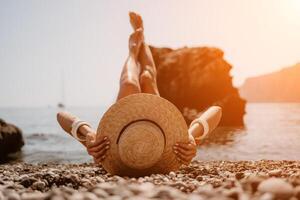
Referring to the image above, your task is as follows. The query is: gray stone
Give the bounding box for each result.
[92,188,109,198]
[31,181,46,191]
[4,190,20,200]
[258,178,294,199]
[169,171,176,178]
[21,192,48,200]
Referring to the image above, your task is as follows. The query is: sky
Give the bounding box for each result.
[0,0,299,107]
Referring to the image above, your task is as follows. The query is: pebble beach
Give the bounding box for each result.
[1,160,300,200]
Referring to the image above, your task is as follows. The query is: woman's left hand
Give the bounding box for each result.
[173,135,197,165]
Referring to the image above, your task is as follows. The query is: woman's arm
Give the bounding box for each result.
[174,106,222,164]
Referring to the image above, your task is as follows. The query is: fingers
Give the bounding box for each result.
[87,136,107,148]
[175,142,196,151]
[86,135,110,164]
[174,145,196,157]
[173,142,197,165]
[90,145,108,160]
[88,139,109,154]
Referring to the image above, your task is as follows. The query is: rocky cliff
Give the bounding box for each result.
[240,64,300,102]
[150,46,246,126]
[0,119,24,161]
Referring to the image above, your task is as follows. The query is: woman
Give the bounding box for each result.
[57,12,222,166]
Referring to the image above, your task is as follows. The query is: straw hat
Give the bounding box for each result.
[96,93,189,177]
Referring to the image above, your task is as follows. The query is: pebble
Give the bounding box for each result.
[294,185,300,199]
[21,192,48,200]
[0,161,299,200]
[235,172,245,180]
[19,175,37,188]
[169,171,176,178]
[31,181,46,191]
[268,169,282,177]
[258,178,294,199]
[4,191,20,200]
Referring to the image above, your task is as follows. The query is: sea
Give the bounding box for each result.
[1,103,300,164]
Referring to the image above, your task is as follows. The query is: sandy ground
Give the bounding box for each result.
[1,160,300,200]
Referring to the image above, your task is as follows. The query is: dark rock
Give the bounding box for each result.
[235,172,245,180]
[150,46,246,126]
[0,119,24,161]
[19,175,37,188]
[196,175,203,181]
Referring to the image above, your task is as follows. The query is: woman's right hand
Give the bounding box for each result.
[86,133,110,163]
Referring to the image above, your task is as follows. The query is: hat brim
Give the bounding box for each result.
[96,93,189,177]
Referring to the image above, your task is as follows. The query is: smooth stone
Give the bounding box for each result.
[21,192,48,200]
[247,176,264,192]
[83,192,99,200]
[92,188,109,198]
[196,175,203,181]
[259,193,274,200]
[31,181,46,191]
[169,172,176,178]
[258,178,294,199]
[4,191,20,200]
[235,172,245,180]
[294,186,300,199]
[268,169,282,177]
[0,191,4,200]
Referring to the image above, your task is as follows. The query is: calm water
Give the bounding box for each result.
[1,104,300,163]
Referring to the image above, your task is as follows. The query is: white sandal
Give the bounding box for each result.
[71,119,91,142]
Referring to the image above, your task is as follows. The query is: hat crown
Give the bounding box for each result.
[118,121,165,170]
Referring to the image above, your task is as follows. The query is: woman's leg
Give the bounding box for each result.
[138,43,160,95]
[117,29,144,100]
[129,12,159,95]
[57,28,144,163]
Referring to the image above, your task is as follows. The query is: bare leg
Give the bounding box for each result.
[129,12,159,95]
[117,29,144,100]
[139,43,160,95]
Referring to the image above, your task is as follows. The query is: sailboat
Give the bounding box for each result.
[57,67,65,108]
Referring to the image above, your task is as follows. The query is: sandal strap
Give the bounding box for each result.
[71,119,91,142]
[190,118,210,140]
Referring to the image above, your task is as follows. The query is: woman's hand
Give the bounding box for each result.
[86,133,110,163]
[173,135,197,165]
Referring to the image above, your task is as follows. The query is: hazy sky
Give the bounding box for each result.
[1,0,299,107]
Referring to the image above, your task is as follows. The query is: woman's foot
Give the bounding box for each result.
[56,112,92,144]
[129,12,144,31]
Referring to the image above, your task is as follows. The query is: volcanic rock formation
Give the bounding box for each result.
[240,63,300,102]
[150,46,246,126]
[0,119,24,161]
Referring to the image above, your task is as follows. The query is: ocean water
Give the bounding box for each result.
[1,104,300,163]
